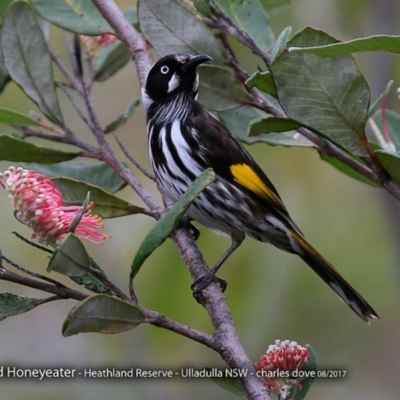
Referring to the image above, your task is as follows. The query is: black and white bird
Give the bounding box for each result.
[142,53,378,322]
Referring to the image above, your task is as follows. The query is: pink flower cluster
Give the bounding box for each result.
[255,339,311,397]
[0,167,109,245]
[80,32,117,53]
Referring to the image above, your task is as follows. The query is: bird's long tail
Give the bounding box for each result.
[292,232,378,323]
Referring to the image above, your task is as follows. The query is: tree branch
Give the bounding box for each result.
[91,1,269,398]
[0,264,88,301]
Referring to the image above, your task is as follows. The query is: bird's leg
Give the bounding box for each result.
[191,230,245,298]
[178,215,201,241]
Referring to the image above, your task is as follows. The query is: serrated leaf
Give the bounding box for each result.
[270,26,292,63]
[0,135,80,163]
[104,98,140,134]
[289,34,400,57]
[198,65,249,111]
[248,116,301,135]
[62,294,146,336]
[291,344,317,400]
[218,106,313,147]
[271,27,370,157]
[29,0,112,35]
[47,233,90,277]
[368,80,394,117]
[375,150,400,186]
[319,152,377,186]
[245,71,277,97]
[52,177,146,218]
[215,0,274,52]
[138,0,224,65]
[1,1,63,123]
[69,258,112,295]
[25,161,126,193]
[94,41,131,82]
[0,293,42,321]
[131,168,216,277]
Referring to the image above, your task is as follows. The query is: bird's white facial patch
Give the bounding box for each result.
[167,73,181,93]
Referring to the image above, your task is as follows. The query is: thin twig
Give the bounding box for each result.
[12,232,53,254]
[0,252,64,287]
[203,1,271,67]
[144,308,215,348]
[0,260,88,301]
[113,133,155,181]
[57,83,90,125]
[49,45,83,94]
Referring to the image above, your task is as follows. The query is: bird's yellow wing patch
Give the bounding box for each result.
[230,164,284,209]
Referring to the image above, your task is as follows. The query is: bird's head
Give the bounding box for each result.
[142,54,212,110]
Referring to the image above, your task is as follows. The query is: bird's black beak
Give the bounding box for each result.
[183,54,212,72]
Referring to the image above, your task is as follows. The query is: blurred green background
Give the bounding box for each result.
[0,0,399,399]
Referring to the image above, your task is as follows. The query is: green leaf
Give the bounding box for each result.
[289,34,400,57]
[25,161,126,193]
[270,26,292,63]
[245,71,277,97]
[69,191,91,233]
[218,106,313,147]
[131,168,216,277]
[52,177,146,218]
[375,150,400,186]
[0,135,80,163]
[214,0,274,52]
[62,294,146,336]
[94,41,131,82]
[198,65,249,111]
[47,233,90,277]
[1,1,63,123]
[368,80,394,117]
[207,368,246,398]
[371,109,400,153]
[138,0,224,65]
[319,152,378,186]
[104,99,140,134]
[29,0,112,35]
[0,293,42,321]
[0,0,13,25]
[0,108,40,126]
[248,116,301,135]
[271,27,370,157]
[0,50,10,94]
[0,0,12,93]
[291,344,317,400]
[69,258,112,295]
[124,8,138,27]
[193,0,213,18]
[259,0,291,14]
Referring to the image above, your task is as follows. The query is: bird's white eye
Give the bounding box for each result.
[160,66,169,74]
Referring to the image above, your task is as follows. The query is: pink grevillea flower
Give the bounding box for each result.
[255,340,311,398]
[80,32,117,53]
[0,167,109,245]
